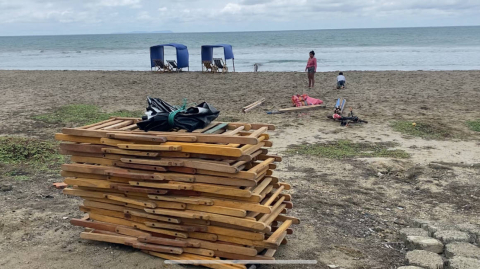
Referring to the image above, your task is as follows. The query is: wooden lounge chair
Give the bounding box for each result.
[167,60,179,72]
[152,59,170,72]
[213,58,228,73]
[203,61,217,73]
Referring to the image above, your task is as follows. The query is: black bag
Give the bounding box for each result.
[137,97,220,132]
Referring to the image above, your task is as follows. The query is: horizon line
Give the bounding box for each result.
[1,24,479,38]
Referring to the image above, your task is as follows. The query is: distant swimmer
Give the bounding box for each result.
[337,72,346,89]
[305,50,317,89]
[254,63,258,72]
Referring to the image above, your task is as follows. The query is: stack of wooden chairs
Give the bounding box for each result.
[56,117,298,269]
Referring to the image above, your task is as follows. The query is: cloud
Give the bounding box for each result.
[239,0,273,5]
[0,0,480,35]
[97,0,142,8]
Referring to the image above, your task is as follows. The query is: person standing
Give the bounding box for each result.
[305,50,317,88]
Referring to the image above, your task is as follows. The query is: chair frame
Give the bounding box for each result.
[203,61,218,73]
[167,60,180,72]
[213,58,228,73]
[152,59,170,72]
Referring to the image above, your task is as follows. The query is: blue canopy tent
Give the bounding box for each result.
[201,44,235,72]
[150,43,189,71]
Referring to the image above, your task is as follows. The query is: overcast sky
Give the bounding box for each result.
[1,0,480,36]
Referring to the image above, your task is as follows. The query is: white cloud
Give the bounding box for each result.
[0,0,479,35]
[97,0,141,8]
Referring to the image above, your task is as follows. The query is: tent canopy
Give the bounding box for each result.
[200,44,234,63]
[150,43,189,69]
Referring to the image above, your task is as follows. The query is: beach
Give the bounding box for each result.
[1,70,480,131]
[1,70,480,268]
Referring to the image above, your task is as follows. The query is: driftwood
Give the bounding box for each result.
[242,98,266,113]
[267,104,326,114]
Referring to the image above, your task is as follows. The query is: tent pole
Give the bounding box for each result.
[233,59,235,72]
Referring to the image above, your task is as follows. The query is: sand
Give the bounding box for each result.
[1,70,480,269]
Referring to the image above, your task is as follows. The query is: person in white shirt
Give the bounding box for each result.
[337,72,346,89]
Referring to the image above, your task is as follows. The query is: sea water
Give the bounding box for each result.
[1,26,480,72]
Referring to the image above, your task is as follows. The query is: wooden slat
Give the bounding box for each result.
[129,181,193,190]
[106,195,157,208]
[186,204,247,218]
[111,184,169,195]
[138,235,197,247]
[204,123,229,134]
[130,241,183,254]
[259,197,285,223]
[248,158,275,174]
[251,177,272,196]
[265,220,292,244]
[274,215,300,224]
[145,208,266,231]
[183,248,215,257]
[71,218,118,232]
[113,161,168,172]
[257,154,282,162]
[62,128,260,145]
[63,188,119,199]
[123,208,181,223]
[119,123,139,131]
[121,158,183,167]
[144,221,204,232]
[103,120,134,130]
[61,171,108,180]
[154,173,255,187]
[90,119,124,130]
[206,226,264,241]
[62,163,122,175]
[105,170,155,180]
[107,133,167,142]
[117,144,182,151]
[80,231,134,245]
[55,134,102,144]
[222,126,245,135]
[171,182,253,198]
[60,143,106,153]
[102,148,160,157]
[209,198,272,214]
[64,178,112,189]
[71,156,116,166]
[81,118,115,129]
[148,195,213,205]
[123,157,238,174]
[279,104,324,112]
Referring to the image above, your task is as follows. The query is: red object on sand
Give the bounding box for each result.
[291,94,323,107]
[53,182,68,189]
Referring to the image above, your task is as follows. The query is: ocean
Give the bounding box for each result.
[1,26,480,72]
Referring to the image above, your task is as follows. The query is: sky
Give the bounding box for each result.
[1,0,480,36]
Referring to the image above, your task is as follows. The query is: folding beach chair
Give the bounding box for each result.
[167,60,180,72]
[203,61,217,73]
[334,98,346,115]
[213,58,228,73]
[152,59,170,72]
